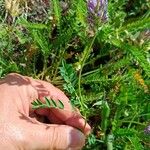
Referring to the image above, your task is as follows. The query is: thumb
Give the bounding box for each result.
[26,123,85,150]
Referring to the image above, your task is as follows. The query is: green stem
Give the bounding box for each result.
[138,113,150,117]
[107,134,114,150]
[78,34,97,113]
[121,121,145,126]
[40,56,47,80]
[52,49,66,81]
[128,113,137,129]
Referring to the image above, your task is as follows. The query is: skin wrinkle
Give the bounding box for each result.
[0,123,24,150]
[50,126,70,150]
[52,127,58,149]
[0,136,18,150]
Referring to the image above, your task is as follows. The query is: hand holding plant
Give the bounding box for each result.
[0,73,91,150]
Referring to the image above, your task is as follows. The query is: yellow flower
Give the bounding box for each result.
[134,72,148,93]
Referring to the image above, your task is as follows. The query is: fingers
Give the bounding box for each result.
[25,123,85,150]
[35,108,91,136]
[3,73,91,135]
[29,78,91,135]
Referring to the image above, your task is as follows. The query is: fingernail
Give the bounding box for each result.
[69,129,85,149]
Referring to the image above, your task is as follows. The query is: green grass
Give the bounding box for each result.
[0,0,150,149]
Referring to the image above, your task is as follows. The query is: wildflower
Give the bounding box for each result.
[144,125,150,134]
[87,0,108,25]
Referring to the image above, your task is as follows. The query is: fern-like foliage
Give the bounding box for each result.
[110,38,150,77]
[59,60,77,94]
[51,0,61,29]
[31,97,64,109]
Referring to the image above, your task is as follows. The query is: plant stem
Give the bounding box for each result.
[78,33,97,113]
[128,113,137,129]
[52,48,66,81]
[122,121,145,126]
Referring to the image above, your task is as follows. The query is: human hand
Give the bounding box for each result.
[0,73,91,150]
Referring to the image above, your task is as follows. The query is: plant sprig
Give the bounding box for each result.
[31,97,64,109]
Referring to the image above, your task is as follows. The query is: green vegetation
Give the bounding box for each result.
[0,0,150,149]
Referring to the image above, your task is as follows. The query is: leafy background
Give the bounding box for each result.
[0,0,150,149]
